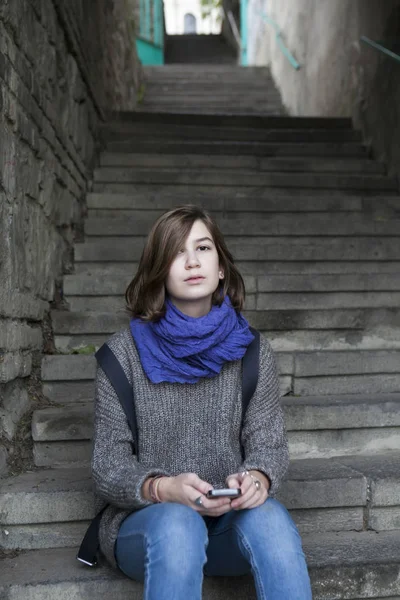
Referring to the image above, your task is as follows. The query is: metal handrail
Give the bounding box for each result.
[257,11,300,70]
[225,8,242,50]
[360,36,400,63]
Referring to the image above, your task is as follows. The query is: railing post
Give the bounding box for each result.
[240,0,248,66]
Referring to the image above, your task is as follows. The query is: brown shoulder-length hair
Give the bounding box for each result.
[125,205,246,321]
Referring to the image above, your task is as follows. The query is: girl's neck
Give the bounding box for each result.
[169,297,212,318]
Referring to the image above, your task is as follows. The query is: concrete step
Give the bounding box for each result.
[108,111,352,130]
[56,309,400,337]
[63,272,400,299]
[86,192,400,213]
[92,169,397,191]
[2,529,400,598]
[103,124,362,144]
[99,153,383,173]
[104,140,368,157]
[42,340,400,396]
[43,381,95,405]
[83,213,399,237]
[87,182,399,200]
[51,317,400,353]
[2,453,399,547]
[76,236,400,262]
[135,105,285,115]
[31,397,400,462]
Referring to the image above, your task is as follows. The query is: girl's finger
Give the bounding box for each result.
[231,474,262,509]
[235,491,267,511]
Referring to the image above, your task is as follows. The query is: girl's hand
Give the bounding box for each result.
[226,470,269,510]
[159,473,232,517]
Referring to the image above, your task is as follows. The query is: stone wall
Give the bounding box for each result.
[247,0,400,176]
[0,0,142,476]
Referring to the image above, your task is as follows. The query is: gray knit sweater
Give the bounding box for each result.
[92,327,289,569]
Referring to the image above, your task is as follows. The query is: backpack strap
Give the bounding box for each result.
[94,343,138,449]
[242,327,260,413]
[240,327,260,458]
[77,343,137,567]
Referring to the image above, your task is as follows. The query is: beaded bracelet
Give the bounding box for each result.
[154,476,163,502]
[149,475,164,503]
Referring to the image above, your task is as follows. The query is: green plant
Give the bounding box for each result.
[71,344,97,355]
[200,0,223,19]
[137,82,146,105]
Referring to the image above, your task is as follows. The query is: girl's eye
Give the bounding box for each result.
[198,245,210,251]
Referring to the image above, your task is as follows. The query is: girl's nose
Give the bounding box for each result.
[185,252,200,268]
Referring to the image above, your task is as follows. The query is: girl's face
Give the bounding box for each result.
[165,219,224,318]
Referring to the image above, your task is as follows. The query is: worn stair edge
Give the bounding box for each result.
[3,454,396,523]
[30,396,400,443]
[107,111,353,129]
[41,348,400,382]
[2,532,400,599]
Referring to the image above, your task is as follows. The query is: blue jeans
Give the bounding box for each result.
[114,498,312,599]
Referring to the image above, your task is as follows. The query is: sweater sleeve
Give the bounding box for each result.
[239,336,289,496]
[91,342,171,510]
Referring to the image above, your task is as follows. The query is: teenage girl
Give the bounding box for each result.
[92,205,312,599]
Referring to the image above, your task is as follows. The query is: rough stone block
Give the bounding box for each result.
[0,521,90,550]
[294,350,400,377]
[288,428,400,459]
[279,458,367,509]
[0,379,31,440]
[370,507,400,531]
[0,320,42,352]
[32,404,93,442]
[41,355,96,381]
[291,507,363,534]
[42,381,95,404]
[33,440,91,468]
[0,289,48,320]
[0,351,32,383]
[0,445,8,477]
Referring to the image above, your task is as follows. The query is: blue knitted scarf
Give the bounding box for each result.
[130,297,254,384]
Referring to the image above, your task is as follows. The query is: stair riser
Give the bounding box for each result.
[0,522,90,550]
[42,350,400,382]
[73,260,400,276]
[0,509,364,550]
[32,429,400,468]
[58,306,370,331]
[92,170,396,190]
[52,327,400,354]
[74,237,400,262]
[64,273,400,296]
[294,374,400,396]
[86,194,397,212]
[103,128,361,143]
[99,154,382,173]
[104,142,367,157]
[107,112,351,129]
[84,216,398,237]
[4,562,400,600]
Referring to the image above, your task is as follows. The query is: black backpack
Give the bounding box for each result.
[77,328,260,567]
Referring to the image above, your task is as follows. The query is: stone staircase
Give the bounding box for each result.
[138,65,285,114]
[2,66,400,599]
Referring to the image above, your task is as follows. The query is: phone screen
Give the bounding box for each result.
[206,488,241,499]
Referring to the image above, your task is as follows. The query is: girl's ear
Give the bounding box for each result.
[219,270,224,279]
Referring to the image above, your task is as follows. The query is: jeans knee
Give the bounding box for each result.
[234,499,303,555]
[151,504,208,574]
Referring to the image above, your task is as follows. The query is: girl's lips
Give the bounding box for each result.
[185,276,205,283]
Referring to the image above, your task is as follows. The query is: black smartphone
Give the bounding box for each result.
[206,488,241,499]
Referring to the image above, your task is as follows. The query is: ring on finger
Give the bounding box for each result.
[194,496,203,507]
[249,474,261,491]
